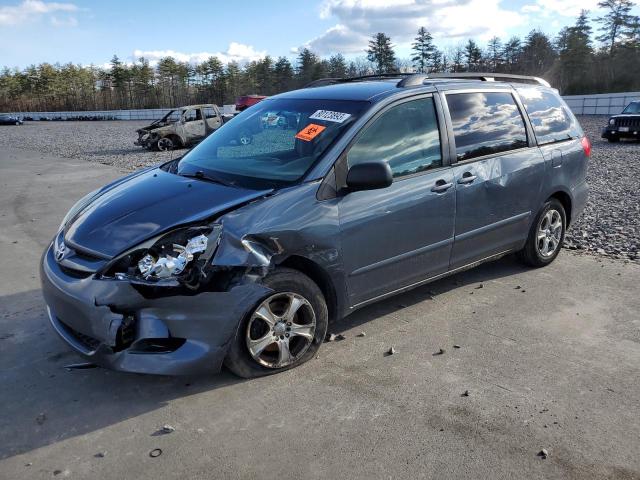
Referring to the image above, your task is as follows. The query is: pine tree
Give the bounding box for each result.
[273,57,294,92]
[487,36,503,71]
[411,27,435,73]
[596,0,635,54]
[367,33,396,74]
[464,40,483,72]
[328,54,348,78]
[502,37,522,73]
[451,46,465,72]
[556,10,595,93]
[520,30,557,76]
[430,49,443,72]
[296,48,321,86]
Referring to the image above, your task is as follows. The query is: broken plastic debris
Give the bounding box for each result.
[433,348,446,356]
[538,448,549,459]
[162,425,175,434]
[64,362,98,371]
[149,448,162,458]
[94,452,107,458]
[453,344,461,349]
[476,283,484,289]
[357,332,366,337]
[461,390,470,397]
[386,347,396,356]
[325,333,345,342]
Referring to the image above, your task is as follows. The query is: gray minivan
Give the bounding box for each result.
[41,73,590,378]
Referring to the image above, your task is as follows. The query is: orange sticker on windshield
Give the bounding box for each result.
[295,123,326,142]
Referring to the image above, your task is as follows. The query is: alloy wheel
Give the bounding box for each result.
[537,209,563,257]
[245,292,316,369]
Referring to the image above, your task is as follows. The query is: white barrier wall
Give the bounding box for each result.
[563,92,640,115]
[6,105,238,121]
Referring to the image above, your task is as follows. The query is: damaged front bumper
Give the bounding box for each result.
[134,130,158,148]
[40,243,271,375]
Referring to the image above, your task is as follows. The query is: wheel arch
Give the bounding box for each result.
[547,190,572,226]
[166,133,184,147]
[278,255,338,324]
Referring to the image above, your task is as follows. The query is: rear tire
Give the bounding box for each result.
[517,198,566,268]
[224,268,328,378]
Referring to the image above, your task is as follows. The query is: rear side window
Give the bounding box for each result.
[517,88,581,145]
[446,92,528,161]
[348,97,442,178]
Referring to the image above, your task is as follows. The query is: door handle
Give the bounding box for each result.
[458,173,477,184]
[431,180,453,193]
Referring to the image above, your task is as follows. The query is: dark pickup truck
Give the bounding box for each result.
[602,101,640,142]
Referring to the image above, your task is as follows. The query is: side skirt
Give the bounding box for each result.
[350,249,514,310]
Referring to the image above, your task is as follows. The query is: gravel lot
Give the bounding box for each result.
[0,115,637,262]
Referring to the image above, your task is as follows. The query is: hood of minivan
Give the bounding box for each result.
[64,168,271,258]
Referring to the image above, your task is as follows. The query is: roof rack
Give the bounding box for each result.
[304,73,411,88]
[398,72,550,88]
[305,72,550,89]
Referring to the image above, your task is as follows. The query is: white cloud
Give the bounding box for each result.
[522,0,600,17]
[50,14,77,27]
[301,0,524,55]
[132,42,267,66]
[0,0,78,26]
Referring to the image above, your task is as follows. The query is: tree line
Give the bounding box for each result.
[1,0,638,113]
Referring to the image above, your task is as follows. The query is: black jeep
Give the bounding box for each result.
[602,101,640,142]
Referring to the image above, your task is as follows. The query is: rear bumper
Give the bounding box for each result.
[40,241,270,375]
[602,127,640,139]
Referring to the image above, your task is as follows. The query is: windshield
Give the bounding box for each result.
[622,102,640,114]
[177,98,368,189]
[156,110,180,124]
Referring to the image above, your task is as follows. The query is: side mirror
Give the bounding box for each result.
[346,162,393,192]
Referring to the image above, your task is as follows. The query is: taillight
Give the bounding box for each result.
[581,136,591,157]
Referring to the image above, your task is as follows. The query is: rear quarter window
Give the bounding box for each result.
[517,88,582,145]
[446,91,528,162]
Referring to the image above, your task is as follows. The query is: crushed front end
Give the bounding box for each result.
[41,225,271,375]
[134,128,159,149]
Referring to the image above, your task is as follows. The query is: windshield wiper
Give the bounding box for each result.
[179,170,235,187]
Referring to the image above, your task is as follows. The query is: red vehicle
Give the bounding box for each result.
[235,95,267,111]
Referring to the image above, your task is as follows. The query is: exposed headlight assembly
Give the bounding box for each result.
[106,224,222,284]
[138,233,208,280]
[609,118,616,125]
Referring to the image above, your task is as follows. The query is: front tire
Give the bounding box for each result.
[156,136,177,151]
[224,268,328,378]
[517,198,566,268]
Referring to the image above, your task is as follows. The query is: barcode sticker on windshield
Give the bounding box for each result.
[309,110,351,123]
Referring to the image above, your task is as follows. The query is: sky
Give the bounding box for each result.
[1,0,639,69]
